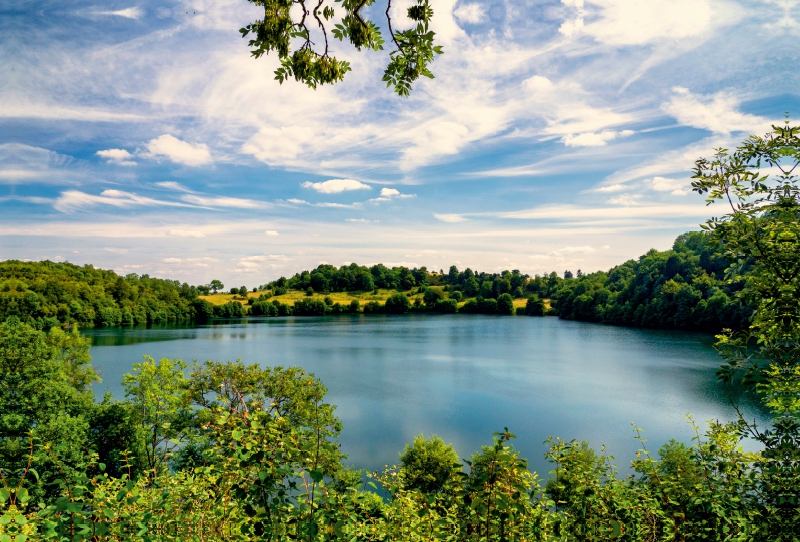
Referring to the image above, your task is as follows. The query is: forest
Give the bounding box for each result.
[0,229,751,333]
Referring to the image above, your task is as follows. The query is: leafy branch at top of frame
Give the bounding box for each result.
[239,0,442,95]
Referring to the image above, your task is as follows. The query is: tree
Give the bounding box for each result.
[497,293,514,315]
[209,279,224,294]
[238,286,248,297]
[384,293,411,313]
[422,287,443,307]
[563,270,574,279]
[691,121,800,537]
[240,0,443,95]
[525,295,545,316]
[122,357,192,479]
[398,434,459,493]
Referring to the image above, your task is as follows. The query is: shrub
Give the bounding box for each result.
[384,293,411,314]
[497,293,514,315]
[399,435,459,493]
[363,301,383,314]
[525,295,546,316]
[434,299,458,313]
[293,299,327,316]
[349,299,360,313]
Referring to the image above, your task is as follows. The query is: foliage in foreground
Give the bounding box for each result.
[0,316,783,541]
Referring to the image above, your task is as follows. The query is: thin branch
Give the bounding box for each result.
[385,0,401,48]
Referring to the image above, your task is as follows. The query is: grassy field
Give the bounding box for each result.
[200,286,547,311]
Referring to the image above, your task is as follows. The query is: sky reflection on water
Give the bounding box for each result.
[84,315,765,477]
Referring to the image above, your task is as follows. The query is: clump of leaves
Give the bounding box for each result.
[240,0,442,94]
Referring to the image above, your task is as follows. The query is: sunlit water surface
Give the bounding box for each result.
[84,315,765,477]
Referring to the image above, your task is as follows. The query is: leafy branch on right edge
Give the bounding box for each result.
[239,0,443,96]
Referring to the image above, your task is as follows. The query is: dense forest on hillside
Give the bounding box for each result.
[0,230,752,331]
[0,260,200,329]
[550,231,752,331]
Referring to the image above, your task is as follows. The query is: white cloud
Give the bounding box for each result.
[594,184,627,193]
[98,7,144,19]
[558,245,597,254]
[434,213,467,223]
[559,0,586,37]
[649,176,689,195]
[563,130,634,147]
[370,187,416,203]
[53,189,195,213]
[264,230,279,236]
[662,87,768,135]
[302,179,371,194]
[241,127,312,164]
[146,134,213,166]
[578,0,732,46]
[96,148,136,166]
[104,247,129,254]
[155,181,194,192]
[162,257,182,263]
[169,229,205,238]
[180,194,268,209]
[607,194,643,205]
[453,3,485,24]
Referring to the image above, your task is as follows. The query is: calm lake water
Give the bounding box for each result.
[84,315,765,477]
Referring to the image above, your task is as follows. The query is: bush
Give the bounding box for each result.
[497,293,514,315]
[349,299,360,313]
[433,299,458,313]
[384,293,411,314]
[251,300,278,317]
[423,288,444,307]
[192,299,216,321]
[363,301,383,314]
[460,299,479,313]
[214,301,245,318]
[525,295,546,316]
[479,298,498,314]
[293,299,327,316]
[399,435,459,493]
[450,291,463,302]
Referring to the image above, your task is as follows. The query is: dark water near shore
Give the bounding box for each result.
[84,315,765,477]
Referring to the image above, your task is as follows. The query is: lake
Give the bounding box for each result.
[84,315,764,478]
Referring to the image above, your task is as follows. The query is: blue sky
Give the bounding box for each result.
[2,0,798,286]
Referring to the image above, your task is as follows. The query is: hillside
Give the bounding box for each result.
[0,260,200,329]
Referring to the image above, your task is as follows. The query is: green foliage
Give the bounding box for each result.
[0,260,200,328]
[551,231,750,331]
[240,0,442,95]
[399,434,459,493]
[496,293,514,315]
[384,293,411,314]
[525,295,546,316]
[5,126,800,541]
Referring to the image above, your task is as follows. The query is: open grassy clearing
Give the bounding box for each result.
[200,286,550,311]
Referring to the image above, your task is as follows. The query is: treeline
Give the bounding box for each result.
[263,262,541,298]
[0,317,780,540]
[550,231,752,331]
[1,230,753,332]
[0,260,201,329]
